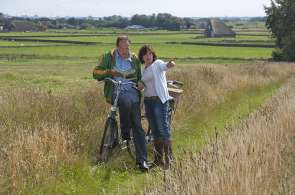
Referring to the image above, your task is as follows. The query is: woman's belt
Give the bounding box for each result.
[144,96,160,100]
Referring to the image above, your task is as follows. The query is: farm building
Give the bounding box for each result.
[204,19,236,37]
[3,21,39,32]
[125,25,145,30]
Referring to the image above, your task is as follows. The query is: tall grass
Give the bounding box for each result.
[0,87,108,193]
[145,73,295,195]
[0,62,295,193]
[170,62,295,121]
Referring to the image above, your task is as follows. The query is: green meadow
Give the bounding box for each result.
[0,28,274,90]
[2,23,294,194]
[0,25,274,89]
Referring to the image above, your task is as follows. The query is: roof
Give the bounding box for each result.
[11,21,39,32]
[207,19,236,36]
[125,25,145,29]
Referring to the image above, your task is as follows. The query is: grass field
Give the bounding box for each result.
[1,26,295,194]
[0,30,274,92]
[0,25,273,67]
[0,43,273,58]
[0,40,273,91]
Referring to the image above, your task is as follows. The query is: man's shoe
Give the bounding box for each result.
[137,161,149,172]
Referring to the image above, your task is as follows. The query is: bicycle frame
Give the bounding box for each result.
[100,78,137,152]
[105,77,120,119]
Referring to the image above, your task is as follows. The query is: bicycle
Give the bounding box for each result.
[98,77,137,162]
[98,77,183,163]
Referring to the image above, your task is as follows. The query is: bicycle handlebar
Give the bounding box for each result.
[104,77,118,84]
[104,77,135,86]
[102,78,183,90]
[102,78,183,85]
[167,80,183,85]
[167,80,184,88]
[104,78,139,92]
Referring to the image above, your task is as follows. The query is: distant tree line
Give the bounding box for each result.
[130,13,183,30]
[0,12,267,32]
[67,13,184,30]
[0,13,185,30]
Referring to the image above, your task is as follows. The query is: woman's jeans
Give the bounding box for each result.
[144,98,171,140]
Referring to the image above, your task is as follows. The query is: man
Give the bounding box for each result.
[93,36,149,171]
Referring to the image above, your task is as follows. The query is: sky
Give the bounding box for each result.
[1,0,271,18]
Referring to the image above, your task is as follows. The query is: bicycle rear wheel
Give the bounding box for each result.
[168,99,175,129]
[99,117,118,163]
[127,127,153,160]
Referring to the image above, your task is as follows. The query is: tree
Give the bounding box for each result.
[67,17,80,26]
[131,14,151,27]
[265,0,295,61]
[155,13,183,30]
[0,12,4,25]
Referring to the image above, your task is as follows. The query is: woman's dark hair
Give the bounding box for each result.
[138,44,157,64]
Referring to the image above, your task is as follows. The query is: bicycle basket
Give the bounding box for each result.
[168,87,183,100]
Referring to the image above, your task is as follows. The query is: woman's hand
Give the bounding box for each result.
[167,60,175,68]
[137,81,145,91]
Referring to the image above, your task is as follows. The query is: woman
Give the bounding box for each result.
[138,44,175,168]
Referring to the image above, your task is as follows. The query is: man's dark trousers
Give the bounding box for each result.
[114,89,148,164]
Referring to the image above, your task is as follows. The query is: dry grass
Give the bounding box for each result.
[0,62,295,193]
[0,87,108,193]
[170,61,295,121]
[3,125,73,193]
[146,73,295,195]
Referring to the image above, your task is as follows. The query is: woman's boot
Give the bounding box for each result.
[152,139,164,167]
[163,139,173,169]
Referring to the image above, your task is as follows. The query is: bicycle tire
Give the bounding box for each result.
[127,127,154,160]
[99,117,118,163]
[167,99,175,129]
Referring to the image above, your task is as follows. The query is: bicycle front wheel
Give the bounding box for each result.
[99,117,118,163]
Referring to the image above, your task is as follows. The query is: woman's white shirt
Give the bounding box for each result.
[142,59,172,103]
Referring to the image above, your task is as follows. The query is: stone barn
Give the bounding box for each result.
[204,19,236,38]
[4,21,39,32]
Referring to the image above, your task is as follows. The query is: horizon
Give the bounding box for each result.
[1,12,267,19]
[2,0,271,18]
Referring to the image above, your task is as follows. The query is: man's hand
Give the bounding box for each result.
[107,70,123,77]
[167,60,175,68]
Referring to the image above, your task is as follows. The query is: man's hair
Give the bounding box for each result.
[116,35,130,47]
[138,44,157,64]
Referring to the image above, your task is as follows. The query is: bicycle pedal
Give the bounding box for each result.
[120,140,128,150]
[103,143,111,147]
